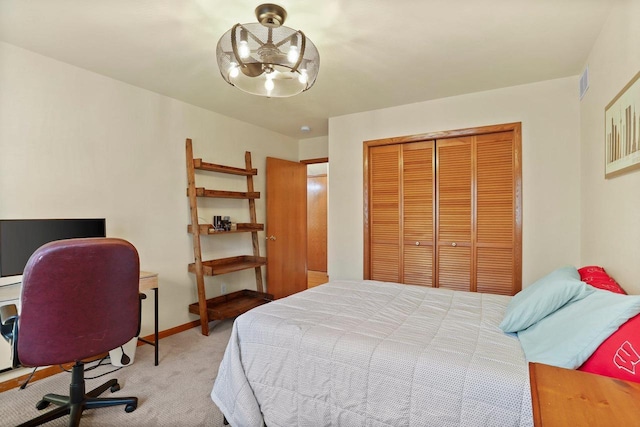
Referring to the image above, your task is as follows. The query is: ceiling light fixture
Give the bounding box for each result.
[216,3,320,98]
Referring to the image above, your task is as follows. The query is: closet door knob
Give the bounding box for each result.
[415,242,420,246]
[451,242,457,247]
[266,235,276,241]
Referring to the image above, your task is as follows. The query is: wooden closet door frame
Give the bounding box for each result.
[363,122,522,291]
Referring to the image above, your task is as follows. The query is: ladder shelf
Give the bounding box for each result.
[186,138,272,335]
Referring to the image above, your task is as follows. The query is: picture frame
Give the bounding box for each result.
[605,70,640,178]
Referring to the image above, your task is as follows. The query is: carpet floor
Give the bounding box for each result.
[0,320,232,426]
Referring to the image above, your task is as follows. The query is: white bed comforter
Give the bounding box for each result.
[212,280,533,427]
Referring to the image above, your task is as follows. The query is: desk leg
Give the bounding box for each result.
[138,287,160,366]
[153,287,159,366]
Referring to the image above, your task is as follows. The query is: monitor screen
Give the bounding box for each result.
[0,219,106,277]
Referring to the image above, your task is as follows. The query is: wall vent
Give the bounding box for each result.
[579,66,589,100]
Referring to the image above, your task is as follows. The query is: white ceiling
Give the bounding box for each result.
[0,0,615,139]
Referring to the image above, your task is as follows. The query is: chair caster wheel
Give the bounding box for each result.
[125,403,137,413]
[110,384,121,393]
[36,400,50,410]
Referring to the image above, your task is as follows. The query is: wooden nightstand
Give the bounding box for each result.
[529,362,640,426]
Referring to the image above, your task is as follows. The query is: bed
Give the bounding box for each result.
[211,280,533,427]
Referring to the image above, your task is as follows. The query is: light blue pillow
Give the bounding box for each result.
[499,266,593,333]
[518,290,640,369]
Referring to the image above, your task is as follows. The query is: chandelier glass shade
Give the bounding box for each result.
[216,4,320,98]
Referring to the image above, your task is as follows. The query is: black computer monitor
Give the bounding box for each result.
[0,218,106,277]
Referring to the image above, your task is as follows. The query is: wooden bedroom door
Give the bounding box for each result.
[266,157,307,299]
[307,174,328,275]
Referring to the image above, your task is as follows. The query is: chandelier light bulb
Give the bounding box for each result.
[298,69,308,84]
[287,45,299,63]
[228,62,240,78]
[264,73,275,92]
[238,40,250,59]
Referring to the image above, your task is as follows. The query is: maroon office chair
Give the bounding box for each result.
[0,238,140,426]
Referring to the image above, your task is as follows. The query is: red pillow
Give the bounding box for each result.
[579,313,640,383]
[578,266,626,294]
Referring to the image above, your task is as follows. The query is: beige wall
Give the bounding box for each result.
[299,135,329,160]
[328,77,582,287]
[579,0,640,294]
[0,42,298,338]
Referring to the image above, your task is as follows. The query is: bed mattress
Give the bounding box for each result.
[212,280,533,427]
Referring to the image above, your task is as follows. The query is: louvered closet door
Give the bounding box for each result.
[365,123,521,294]
[436,137,472,291]
[369,145,401,282]
[476,131,517,295]
[403,141,435,286]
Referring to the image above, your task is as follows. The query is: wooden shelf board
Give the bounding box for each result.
[188,289,273,320]
[189,187,260,199]
[235,223,264,231]
[187,223,264,234]
[193,158,257,176]
[188,255,267,276]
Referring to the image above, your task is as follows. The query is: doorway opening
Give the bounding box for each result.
[304,160,329,288]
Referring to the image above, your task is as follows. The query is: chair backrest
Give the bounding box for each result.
[18,238,140,367]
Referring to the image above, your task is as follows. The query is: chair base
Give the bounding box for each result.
[18,362,137,427]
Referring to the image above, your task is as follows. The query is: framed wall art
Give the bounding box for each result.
[605,70,640,178]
